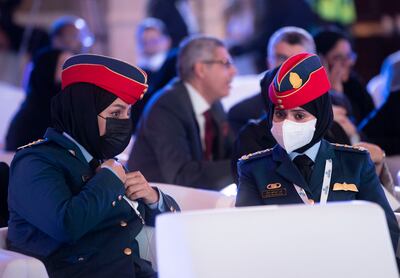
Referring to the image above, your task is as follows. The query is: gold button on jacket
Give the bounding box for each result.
[124,248,132,256]
[120,220,127,227]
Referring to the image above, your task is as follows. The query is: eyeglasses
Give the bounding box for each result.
[331,51,357,63]
[201,59,234,69]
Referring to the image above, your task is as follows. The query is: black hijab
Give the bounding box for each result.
[268,92,333,153]
[51,82,117,159]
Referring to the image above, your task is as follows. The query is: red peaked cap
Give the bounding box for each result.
[268,53,331,110]
[61,54,148,105]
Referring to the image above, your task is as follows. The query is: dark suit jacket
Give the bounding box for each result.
[131,48,179,132]
[7,128,179,278]
[361,90,400,155]
[227,67,278,136]
[129,78,234,190]
[343,73,375,124]
[236,140,400,252]
[228,94,265,135]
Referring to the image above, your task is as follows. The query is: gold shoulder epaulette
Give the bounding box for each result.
[17,138,47,150]
[330,143,367,152]
[239,148,273,161]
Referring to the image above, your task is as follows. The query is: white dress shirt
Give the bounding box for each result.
[185,82,211,151]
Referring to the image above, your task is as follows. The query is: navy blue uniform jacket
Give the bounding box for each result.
[129,78,234,190]
[236,140,399,252]
[7,128,179,278]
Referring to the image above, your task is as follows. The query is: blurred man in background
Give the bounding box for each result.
[129,35,236,190]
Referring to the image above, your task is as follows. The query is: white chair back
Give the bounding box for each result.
[0,151,15,165]
[152,183,235,211]
[156,201,398,278]
[137,183,235,271]
[0,227,49,278]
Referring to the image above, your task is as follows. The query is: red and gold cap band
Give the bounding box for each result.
[62,54,148,105]
[268,53,330,110]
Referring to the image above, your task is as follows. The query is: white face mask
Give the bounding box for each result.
[270,119,317,153]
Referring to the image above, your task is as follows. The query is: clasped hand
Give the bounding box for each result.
[100,159,159,204]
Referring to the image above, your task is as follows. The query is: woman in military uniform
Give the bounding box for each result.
[7,54,179,278]
[236,53,399,254]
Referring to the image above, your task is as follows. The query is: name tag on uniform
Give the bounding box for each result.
[262,183,287,199]
[333,182,358,192]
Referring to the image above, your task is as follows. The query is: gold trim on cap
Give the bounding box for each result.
[274,67,322,99]
[277,55,314,90]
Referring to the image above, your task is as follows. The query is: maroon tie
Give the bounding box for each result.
[203,110,215,160]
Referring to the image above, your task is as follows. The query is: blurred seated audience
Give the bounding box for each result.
[313,27,375,125]
[147,0,198,48]
[130,47,179,132]
[129,36,236,190]
[361,86,400,156]
[224,0,259,74]
[5,16,93,151]
[228,26,316,135]
[7,54,179,277]
[136,18,171,80]
[228,0,320,72]
[367,50,400,109]
[5,49,71,151]
[50,16,94,55]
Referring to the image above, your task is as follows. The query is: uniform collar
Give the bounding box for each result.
[62,132,93,163]
[44,128,89,164]
[289,141,321,162]
[272,140,336,196]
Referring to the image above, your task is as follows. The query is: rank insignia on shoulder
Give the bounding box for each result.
[239,148,273,161]
[17,138,48,150]
[331,143,367,152]
[262,183,287,199]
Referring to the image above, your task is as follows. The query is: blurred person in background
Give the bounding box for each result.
[129,35,236,190]
[314,27,375,125]
[136,18,171,79]
[147,0,198,48]
[5,16,93,151]
[361,50,400,156]
[228,26,316,135]
[228,0,320,73]
[5,49,71,151]
[130,18,172,133]
[224,0,260,74]
[50,16,94,55]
